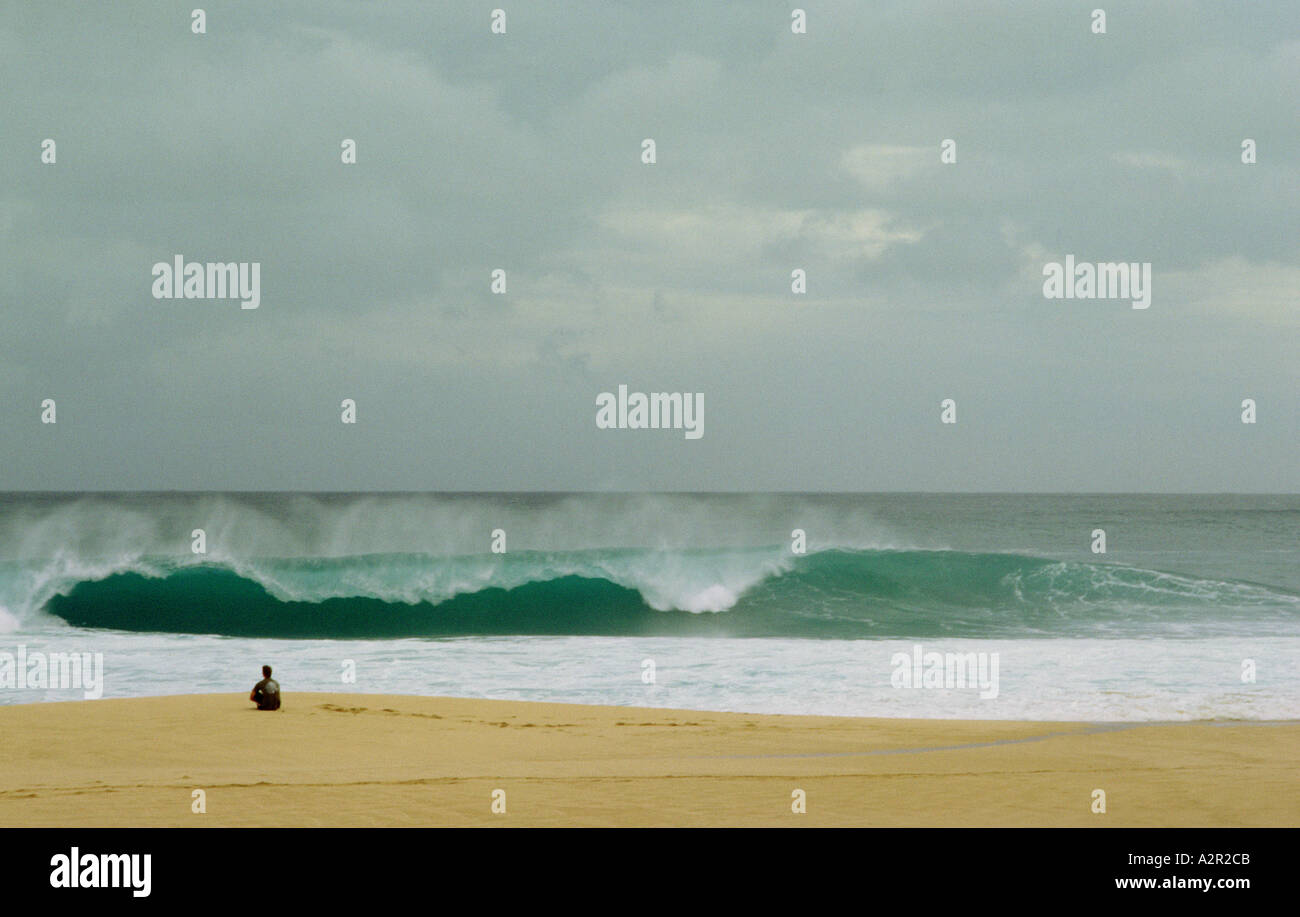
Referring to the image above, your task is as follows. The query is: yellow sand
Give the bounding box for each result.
[0,693,1294,827]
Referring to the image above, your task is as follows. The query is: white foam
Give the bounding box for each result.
[4,632,1296,721]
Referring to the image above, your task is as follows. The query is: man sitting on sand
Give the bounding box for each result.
[249,665,281,711]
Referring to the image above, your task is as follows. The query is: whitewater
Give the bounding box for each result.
[1,492,1297,720]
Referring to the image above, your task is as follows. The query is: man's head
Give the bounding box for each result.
[262,665,272,678]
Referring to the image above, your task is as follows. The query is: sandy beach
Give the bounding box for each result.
[0,693,1294,827]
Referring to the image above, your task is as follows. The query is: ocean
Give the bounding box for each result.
[1,492,1296,720]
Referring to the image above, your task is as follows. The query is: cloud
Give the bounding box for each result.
[1162,257,1300,324]
[841,144,934,192]
[0,1,1294,490]
[589,204,921,267]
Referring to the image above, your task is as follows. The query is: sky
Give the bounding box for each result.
[1,1,1296,491]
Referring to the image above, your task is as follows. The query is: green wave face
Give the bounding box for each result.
[41,548,1300,639]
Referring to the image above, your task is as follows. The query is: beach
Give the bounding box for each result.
[1,693,1294,827]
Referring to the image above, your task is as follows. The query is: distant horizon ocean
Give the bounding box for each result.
[2,492,1296,721]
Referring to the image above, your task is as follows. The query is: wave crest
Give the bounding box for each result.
[27,547,1299,639]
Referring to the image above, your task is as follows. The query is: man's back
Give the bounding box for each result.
[252,676,281,710]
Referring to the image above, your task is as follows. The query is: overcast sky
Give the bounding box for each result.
[1,1,1296,491]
